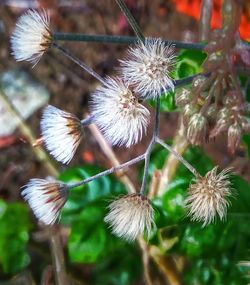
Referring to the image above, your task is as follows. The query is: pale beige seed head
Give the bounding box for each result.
[104,194,155,242]
[187,113,207,145]
[185,166,232,226]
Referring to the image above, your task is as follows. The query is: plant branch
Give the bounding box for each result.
[53,33,206,50]
[140,96,161,195]
[199,0,212,41]
[68,154,145,189]
[156,138,200,178]
[51,42,106,85]
[115,0,145,42]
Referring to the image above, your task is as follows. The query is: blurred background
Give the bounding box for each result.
[0,0,250,284]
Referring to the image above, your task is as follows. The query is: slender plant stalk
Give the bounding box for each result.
[115,0,145,42]
[52,42,106,85]
[53,33,206,50]
[199,0,212,41]
[140,96,161,195]
[156,138,200,178]
[69,153,145,189]
[0,89,58,177]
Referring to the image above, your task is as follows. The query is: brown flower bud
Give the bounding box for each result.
[187,113,207,145]
[175,88,192,107]
[209,107,233,138]
[239,116,250,133]
[206,103,217,119]
[183,104,199,125]
[228,122,242,154]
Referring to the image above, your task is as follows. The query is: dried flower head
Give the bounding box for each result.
[185,167,232,226]
[91,77,150,147]
[41,105,83,164]
[11,9,51,65]
[120,38,175,99]
[187,113,207,145]
[104,194,154,241]
[22,178,68,225]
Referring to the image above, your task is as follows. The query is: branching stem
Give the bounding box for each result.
[53,33,206,50]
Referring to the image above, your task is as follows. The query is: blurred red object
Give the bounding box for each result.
[0,135,18,149]
[172,0,250,41]
[82,150,95,163]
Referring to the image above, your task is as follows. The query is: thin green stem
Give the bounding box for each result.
[53,33,206,50]
[115,0,145,43]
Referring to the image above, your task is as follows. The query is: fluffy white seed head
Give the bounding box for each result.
[104,194,154,242]
[22,178,68,225]
[120,38,176,99]
[41,105,83,164]
[91,77,150,147]
[185,167,232,226]
[11,9,51,65]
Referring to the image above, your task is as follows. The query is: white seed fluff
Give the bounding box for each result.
[104,194,154,242]
[22,179,68,225]
[120,38,176,99]
[41,105,83,164]
[185,167,232,227]
[11,9,51,65]
[91,77,150,147]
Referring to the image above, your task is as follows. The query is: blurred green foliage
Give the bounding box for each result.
[0,200,31,274]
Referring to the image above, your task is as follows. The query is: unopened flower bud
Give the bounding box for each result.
[187,113,207,144]
[209,107,233,138]
[206,103,217,119]
[175,88,192,107]
[228,122,242,154]
[239,116,250,133]
[192,76,206,88]
[183,104,199,124]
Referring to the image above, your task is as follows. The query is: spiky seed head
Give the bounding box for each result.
[91,77,150,147]
[228,122,242,154]
[185,167,232,226]
[175,88,192,107]
[104,194,154,242]
[120,38,176,100]
[11,9,52,66]
[187,113,207,145]
[22,178,68,225]
[41,105,83,164]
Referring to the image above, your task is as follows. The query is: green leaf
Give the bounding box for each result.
[59,165,126,224]
[0,200,31,274]
[243,134,250,158]
[149,91,177,112]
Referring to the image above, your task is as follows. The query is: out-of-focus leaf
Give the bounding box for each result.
[0,200,31,274]
[243,134,250,158]
[149,91,177,112]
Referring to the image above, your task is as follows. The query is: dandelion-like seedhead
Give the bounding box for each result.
[22,178,68,225]
[104,194,154,242]
[11,9,51,65]
[185,167,232,226]
[41,105,83,164]
[120,38,175,99]
[91,77,150,147]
